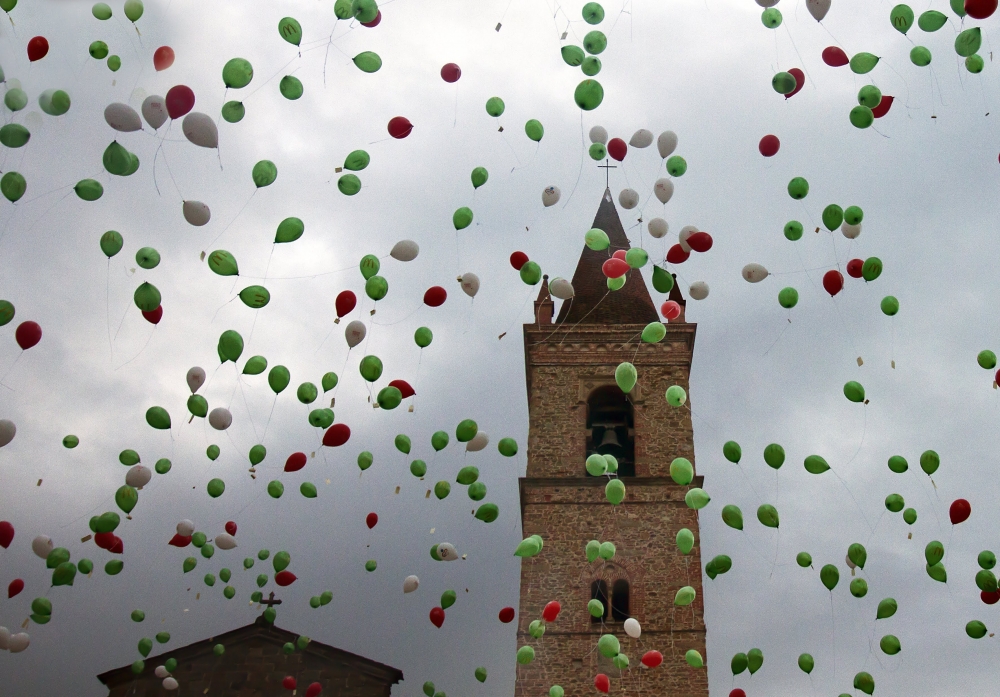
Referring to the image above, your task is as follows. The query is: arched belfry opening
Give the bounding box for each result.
[586,385,635,476]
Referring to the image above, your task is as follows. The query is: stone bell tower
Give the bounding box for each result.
[515,189,708,695]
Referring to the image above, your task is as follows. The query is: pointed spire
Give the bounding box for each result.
[555,189,659,325]
[533,275,553,325]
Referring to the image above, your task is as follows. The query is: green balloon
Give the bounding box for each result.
[243,355,267,375]
[220,100,245,123]
[138,637,153,656]
[475,503,499,523]
[134,248,163,272]
[804,455,830,474]
[585,228,610,251]
[581,56,601,76]
[685,488,710,510]
[468,482,487,501]
[822,204,844,231]
[338,174,361,195]
[597,633,619,658]
[278,16,302,45]
[854,672,875,696]
[920,449,940,475]
[352,0,378,22]
[605,479,625,505]
[279,75,303,100]
[115,485,138,513]
[145,406,171,430]
[365,276,388,301]
[844,381,865,403]
[107,55,122,71]
[910,45,932,67]
[2,172,26,202]
[206,478,225,498]
[787,177,809,200]
[415,326,433,348]
[666,384,686,406]
[3,88,27,112]
[485,97,505,117]
[456,466,480,486]
[208,445,222,462]
[268,365,290,393]
[862,257,882,281]
[731,653,748,676]
[669,457,693,486]
[0,123,30,148]
[320,372,338,392]
[721,504,743,530]
[207,250,239,277]
[586,453,607,476]
[975,569,997,593]
[204,573,216,586]
[641,321,667,344]
[524,119,544,142]
[761,7,782,27]
[192,532,206,548]
[782,220,803,241]
[433,481,451,500]
[798,653,814,674]
[453,207,474,230]
[431,430,449,451]
[343,150,370,173]
[850,577,868,598]
[456,419,478,442]
[885,455,907,473]
[219,329,244,362]
[73,177,103,200]
[666,156,687,177]
[844,205,864,224]
[359,355,383,382]
[252,160,277,188]
[850,105,874,129]
[589,143,607,160]
[39,89,71,116]
[890,4,914,33]
[119,449,140,466]
[850,52,880,74]
[778,287,798,309]
[561,45,585,66]
[583,30,607,54]
[267,483,284,504]
[876,635,901,656]
[796,552,812,568]
[723,440,742,463]
[95,512,120,533]
[582,2,604,23]
[649,267,674,295]
[377,386,402,410]
[353,52,382,73]
[98,231,124,260]
[881,296,899,316]
[979,551,997,570]
[123,0,143,21]
[614,361,637,393]
[925,540,944,566]
[956,28,982,57]
[926,561,947,582]
[676,528,694,555]
[757,504,779,528]
[92,2,112,18]
[918,9,947,32]
[294,382,318,405]
[574,79,604,110]
[105,559,124,575]
[820,564,839,591]
[951,0,967,16]
[133,282,161,312]
[275,217,304,244]
[471,167,489,189]
[104,141,131,175]
[772,71,795,94]
[300,482,318,498]
[763,444,785,469]
[967,54,986,74]
[239,286,270,308]
[248,444,266,466]
[308,408,334,428]
[498,437,518,457]
[885,493,905,512]
[45,547,70,569]
[0,300,14,326]
[62,435,79,449]
[516,646,535,665]
[353,450,372,471]
[223,58,254,88]
[747,648,763,675]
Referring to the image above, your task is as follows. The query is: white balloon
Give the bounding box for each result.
[647,218,668,239]
[548,277,575,300]
[460,273,480,298]
[436,543,459,561]
[176,519,195,537]
[31,535,53,560]
[845,552,856,569]
[629,129,653,148]
[182,200,211,226]
[653,178,674,205]
[186,366,206,394]
[163,677,179,691]
[755,0,779,6]
[345,320,367,348]
[154,666,170,679]
[0,626,10,650]
[125,465,152,489]
[390,240,419,262]
[542,186,561,207]
[465,432,489,452]
[589,125,608,144]
[679,225,698,253]
[182,112,218,149]
[623,617,641,639]
[618,188,639,209]
[215,533,237,550]
[403,575,420,593]
[656,131,678,159]
[208,407,233,431]
[104,103,142,132]
[689,281,710,300]
[0,419,15,448]
[742,263,770,283]
[8,633,29,653]
[806,0,831,21]
[841,222,861,239]
[141,95,168,130]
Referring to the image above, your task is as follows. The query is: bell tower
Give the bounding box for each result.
[516,189,708,695]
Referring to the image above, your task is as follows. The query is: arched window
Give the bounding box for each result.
[586,386,635,477]
[611,580,630,621]
[590,580,609,623]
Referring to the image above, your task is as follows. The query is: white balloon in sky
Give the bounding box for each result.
[345,320,366,348]
[653,178,674,204]
[624,617,641,638]
[460,273,480,298]
[629,129,653,148]
[679,225,698,253]
[436,543,459,561]
[0,626,10,650]
[542,186,561,207]
[104,103,142,132]
[182,200,211,226]
[7,633,29,653]
[214,533,237,550]
[182,112,218,149]
[742,263,770,283]
[618,188,639,209]
[154,666,170,679]
[176,519,195,537]
[841,222,861,239]
[466,432,489,452]
[806,0,831,21]
[0,420,15,448]
[656,131,678,159]
[689,281,710,300]
[403,575,420,593]
[31,535,53,559]
[390,240,419,262]
[589,125,608,144]
[647,218,668,239]
[125,465,152,489]
[162,677,179,691]
[755,0,779,7]
[208,408,232,431]
[141,95,168,130]
[186,366,206,394]
[548,277,575,300]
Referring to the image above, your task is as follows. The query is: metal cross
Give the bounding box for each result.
[259,592,282,608]
[598,159,617,187]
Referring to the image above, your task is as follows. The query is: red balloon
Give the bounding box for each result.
[429,606,445,627]
[323,423,351,447]
[949,498,971,525]
[822,46,849,67]
[498,606,515,623]
[109,536,124,554]
[165,85,195,120]
[982,590,1000,605]
[285,453,307,472]
[366,512,378,529]
[785,68,805,99]
[15,321,42,350]
[966,0,998,20]
[661,301,681,321]
[594,674,610,694]
[8,579,24,599]
[666,244,690,265]
[168,534,192,547]
[822,269,844,297]
[153,46,175,71]
[360,10,381,26]
[612,249,627,261]
[640,650,663,668]
[142,306,163,325]
[424,286,447,307]
[607,138,627,162]
[542,600,561,622]
[282,676,297,690]
[0,521,13,549]
[305,683,323,697]
[27,36,49,62]
[225,521,237,536]
[510,251,528,270]
[995,368,1000,385]
[687,232,713,253]
[730,691,747,697]
[602,258,630,279]
[388,116,413,139]
[388,379,415,398]
[441,63,462,83]
[872,95,894,119]
[335,290,357,319]
[846,259,864,278]
[275,570,297,587]
[94,532,115,550]
[758,135,780,157]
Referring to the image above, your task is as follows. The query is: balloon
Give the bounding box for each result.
[966,0,998,19]
[585,228,610,251]
[850,52,879,75]
[107,55,122,72]
[574,79,604,110]
[741,263,769,283]
[854,672,875,696]
[221,58,254,89]
[602,258,629,279]
[607,138,627,162]
[0,420,14,449]
[485,97,505,117]
[424,286,447,307]
[453,207,474,229]
[182,113,218,148]
[542,186,561,207]
[594,675,610,694]
[761,7,782,27]
[806,0,831,21]
[153,46,175,71]
[277,16,302,45]
[27,36,48,62]
[1,171,26,202]
[208,408,232,431]
[785,68,805,99]
[525,119,544,142]
[844,381,865,403]
[891,4,914,33]
[104,103,142,132]
[549,277,574,300]
[956,28,983,58]
[239,286,270,309]
[215,533,237,551]
[252,160,278,188]
[950,499,971,524]
[323,423,350,447]
[353,52,382,73]
[165,85,195,120]
[429,607,445,628]
[186,368,208,396]
[660,300,681,321]
[182,200,211,226]
[822,269,844,296]
[123,0,143,21]
[275,570,296,586]
[278,74,304,100]
[8,633,29,653]
[920,449,940,475]
[0,521,13,548]
[684,488,709,509]
[14,320,42,350]
[387,116,413,139]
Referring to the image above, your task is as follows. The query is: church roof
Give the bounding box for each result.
[555,188,660,325]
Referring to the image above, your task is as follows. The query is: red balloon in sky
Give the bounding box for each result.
[640,650,663,668]
[982,590,1000,605]
[785,68,805,99]
[282,676,297,690]
[165,85,196,119]
[729,691,747,697]
[284,452,307,472]
[822,46,849,67]
[305,683,323,697]
[15,321,41,350]
[661,301,681,321]
[871,95,894,119]
[168,534,192,547]
[594,674,610,694]
[541,600,561,622]
[424,286,447,307]
[366,512,378,529]
[966,0,998,20]
[109,536,124,554]
[141,306,163,325]
[275,570,297,587]
[498,606,515,623]
[509,251,528,270]
[822,269,844,297]
[323,423,351,447]
[607,138,627,162]
[153,46,175,71]
[949,498,971,525]
[225,521,237,536]
[27,36,49,62]
[429,606,445,627]
[758,135,780,157]
[335,290,357,319]
[388,379,415,398]
[846,258,864,278]
[360,10,381,27]
[0,520,13,549]
[612,249,627,261]
[687,232,713,253]
[8,578,24,599]
[387,116,413,139]
[666,244,690,265]
[94,531,115,550]
[602,258,630,279]
[441,63,462,83]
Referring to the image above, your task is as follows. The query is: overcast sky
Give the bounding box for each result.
[1,0,1000,695]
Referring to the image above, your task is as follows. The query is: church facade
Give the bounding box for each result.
[516,189,708,695]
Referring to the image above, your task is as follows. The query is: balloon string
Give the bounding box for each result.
[260,394,277,444]
[560,110,585,210]
[207,189,256,248]
[239,379,259,442]
[558,292,610,345]
[244,55,299,102]
[106,260,114,360]
[830,467,874,534]
[113,325,157,371]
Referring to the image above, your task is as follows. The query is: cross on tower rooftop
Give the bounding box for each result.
[259,592,282,608]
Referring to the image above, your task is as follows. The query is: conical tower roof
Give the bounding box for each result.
[555,188,660,325]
